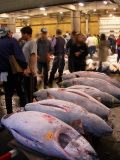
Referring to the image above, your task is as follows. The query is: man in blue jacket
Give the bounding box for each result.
[0,27,29,114]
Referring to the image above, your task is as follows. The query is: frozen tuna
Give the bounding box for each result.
[62,71,120,88]
[67,85,120,107]
[59,78,120,99]
[25,99,113,137]
[1,111,98,160]
[33,88,110,119]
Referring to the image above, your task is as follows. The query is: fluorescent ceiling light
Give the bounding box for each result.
[17,16,29,19]
[94,9,96,11]
[79,3,84,6]
[109,14,113,17]
[113,8,116,10]
[60,12,63,14]
[40,7,45,10]
[44,13,47,16]
[103,1,107,4]
[0,13,9,18]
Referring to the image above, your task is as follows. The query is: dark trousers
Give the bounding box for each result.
[88,46,96,59]
[49,55,65,84]
[24,76,37,103]
[73,61,86,72]
[98,62,110,75]
[68,55,74,73]
[3,73,28,114]
[111,45,116,54]
[37,62,49,85]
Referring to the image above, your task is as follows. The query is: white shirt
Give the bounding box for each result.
[65,33,70,40]
[86,37,95,47]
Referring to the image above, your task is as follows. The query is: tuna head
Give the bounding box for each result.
[54,128,99,160]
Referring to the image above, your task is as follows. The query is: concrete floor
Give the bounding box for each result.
[0,76,120,160]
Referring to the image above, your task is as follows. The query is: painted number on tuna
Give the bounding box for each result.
[42,115,56,122]
[45,132,54,140]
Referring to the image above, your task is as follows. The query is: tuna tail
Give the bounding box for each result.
[71,120,84,134]
[47,92,55,99]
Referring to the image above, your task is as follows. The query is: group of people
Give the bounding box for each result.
[0,25,120,115]
[108,35,120,54]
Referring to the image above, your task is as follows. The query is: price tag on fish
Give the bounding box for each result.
[45,132,54,140]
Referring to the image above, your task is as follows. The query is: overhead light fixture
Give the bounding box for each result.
[60,12,63,14]
[113,8,116,10]
[103,1,108,4]
[17,16,30,19]
[79,3,84,6]
[112,16,115,19]
[44,13,47,16]
[40,7,45,10]
[94,9,96,11]
[109,14,113,17]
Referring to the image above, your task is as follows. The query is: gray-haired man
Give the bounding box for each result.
[49,29,65,85]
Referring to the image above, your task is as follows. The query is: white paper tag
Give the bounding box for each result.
[1,72,8,82]
[76,136,89,148]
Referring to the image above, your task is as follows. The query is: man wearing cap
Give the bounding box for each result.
[49,29,65,85]
[0,27,29,114]
[37,28,52,89]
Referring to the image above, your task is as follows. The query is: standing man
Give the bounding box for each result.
[65,31,70,41]
[93,34,98,52]
[49,29,65,85]
[0,27,29,114]
[37,28,52,89]
[86,34,95,59]
[20,26,37,102]
[111,36,116,54]
[116,35,120,48]
[66,31,77,73]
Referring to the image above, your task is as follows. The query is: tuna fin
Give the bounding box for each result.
[33,98,37,102]
[71,120,84,134]
[47,92,55,99]
[76,74,80,78]
[73,81,78,85]
[95,96,101,102]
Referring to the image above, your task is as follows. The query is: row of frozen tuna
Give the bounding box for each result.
[2,71,120,160]
[86,55,120,72]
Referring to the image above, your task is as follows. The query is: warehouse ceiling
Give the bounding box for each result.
[0,0,118,13]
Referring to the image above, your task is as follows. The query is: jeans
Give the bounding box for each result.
[49,54,65,84]
[111,45,116,54]
[88,46,96,59]
[37,62,49,85]
[3,73,28,114]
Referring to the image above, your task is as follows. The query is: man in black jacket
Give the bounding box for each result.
[49,29,65,85]
[0,27,29,114]
[66,31,76,73]
[70,34,88,72]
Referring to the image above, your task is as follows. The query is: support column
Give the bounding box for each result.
[85,16,89,34]
[7,17,16,33]
[71,6,81,33]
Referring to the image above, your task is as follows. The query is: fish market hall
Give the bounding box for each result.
[0,0,120,160]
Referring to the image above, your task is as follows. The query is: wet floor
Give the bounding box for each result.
[0,75,120,160]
